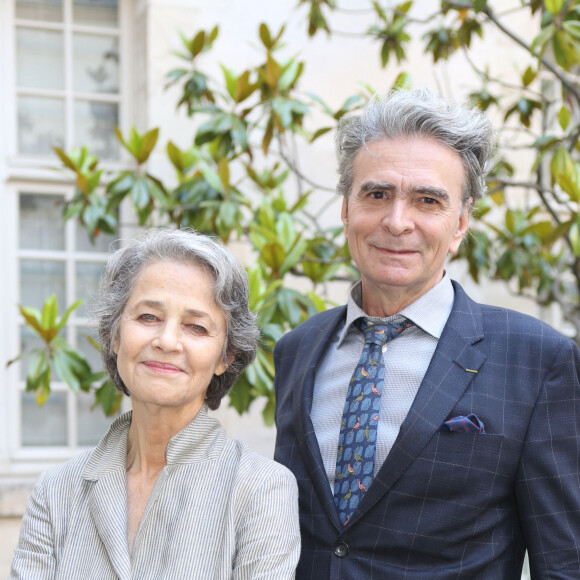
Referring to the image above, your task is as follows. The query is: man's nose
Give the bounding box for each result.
[381,200,413,235]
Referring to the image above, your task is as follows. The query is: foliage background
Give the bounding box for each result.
[10,0,580,436]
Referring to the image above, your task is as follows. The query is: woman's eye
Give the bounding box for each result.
[139,313,157,321]
[189,324,207,334]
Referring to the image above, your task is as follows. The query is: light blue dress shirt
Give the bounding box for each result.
[311,273,455,490]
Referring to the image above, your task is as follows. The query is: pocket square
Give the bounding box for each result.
[440,413,486,434]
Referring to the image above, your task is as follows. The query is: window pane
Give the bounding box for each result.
[19,193,65,250]
[20,259,66,312]
[76,326,102,371]
[75,261,106,317]
[19,326,46,380]
[74,100,119,159]
[18,96,65,156]
[21,391,67,446]
[73,34,119,94]
[73,0,118,27]
[15,0,63,22]
[77,391,118,446]
[76,227,116,253]
[17,28,64,90]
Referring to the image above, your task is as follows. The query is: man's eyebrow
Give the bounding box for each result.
[359,181,451,201]
[359,181,396,193]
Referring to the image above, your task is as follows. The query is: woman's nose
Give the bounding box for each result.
[153,321,183,352]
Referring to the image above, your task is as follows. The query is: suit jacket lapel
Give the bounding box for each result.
[352,283,487,522]
[292,307,346,531]
[83,413,132,580]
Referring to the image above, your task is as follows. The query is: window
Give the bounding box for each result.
[17,190,120,449]
[15,0,121,160]
[6,0,128,456]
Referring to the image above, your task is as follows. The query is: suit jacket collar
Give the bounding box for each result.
[81,406,227,577]
[350,281,487,525]
[292,307,347,531]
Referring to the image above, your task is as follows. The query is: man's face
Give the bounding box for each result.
[341,137,470,316]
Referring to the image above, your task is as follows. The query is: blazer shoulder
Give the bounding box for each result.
[452,280,575,347]
[479,302,573,344]
[40,449,93,487]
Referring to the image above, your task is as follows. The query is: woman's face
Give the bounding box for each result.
[114,260,228,415]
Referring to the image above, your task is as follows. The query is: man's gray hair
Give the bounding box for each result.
[94,228,259,410]
[336,88,494,211]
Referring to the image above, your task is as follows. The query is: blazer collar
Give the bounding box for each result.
[348,281,488,526]
[81,406,227,576]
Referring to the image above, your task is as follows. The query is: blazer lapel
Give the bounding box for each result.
[292,307,346,531]
[82,413,132,580]
[87,473,132,580]
[353,283,487,521]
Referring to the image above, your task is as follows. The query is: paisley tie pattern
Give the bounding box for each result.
[333,317,414,526]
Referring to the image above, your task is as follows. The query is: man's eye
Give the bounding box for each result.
[421,197,438,205]
[369,191,385,199]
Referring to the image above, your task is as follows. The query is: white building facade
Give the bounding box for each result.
[0,1,538,575]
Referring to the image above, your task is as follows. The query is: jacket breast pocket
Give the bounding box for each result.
[409,432,521,501]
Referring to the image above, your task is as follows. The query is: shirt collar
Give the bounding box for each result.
[337,272,454,347]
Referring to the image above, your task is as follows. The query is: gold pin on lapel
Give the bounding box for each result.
[465,369,478,373]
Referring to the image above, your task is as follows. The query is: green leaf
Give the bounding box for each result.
[262,393,275,426]
[522,65,537,87]
[563,21,580,40]
[94,379,123,416]
[569,221,580,256]
[530,23,555,53]
[53,147,79,172]
[544,0,563,15]
[279,237,308,276]
[200,163,225,194]
[259,22,272,48]
[18,305,43,335]
[261,243,286,273]
[553,30,580,70]
[228,375,253,414]
[53,348,81,392]
[55,299,84,333]
[559,105,571,130]
[135,128,159,164]
[130,177,151,210]
[218,158,230,192]
[191,30,206,58]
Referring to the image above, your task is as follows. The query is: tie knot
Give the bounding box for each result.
[355,317,414,346]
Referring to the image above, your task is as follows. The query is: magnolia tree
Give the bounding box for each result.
[10,0,580,424]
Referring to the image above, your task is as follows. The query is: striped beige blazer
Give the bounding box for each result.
[10,407,300,579]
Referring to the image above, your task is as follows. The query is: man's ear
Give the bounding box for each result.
[341,197,349,234]
[449,198,472,255]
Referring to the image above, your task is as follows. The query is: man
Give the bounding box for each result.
[273,88,580,578]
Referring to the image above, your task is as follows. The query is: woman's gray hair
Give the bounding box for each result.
[336,87,495,212]
[95,228,259,410]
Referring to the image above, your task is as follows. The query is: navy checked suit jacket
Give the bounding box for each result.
[273,281,580,579]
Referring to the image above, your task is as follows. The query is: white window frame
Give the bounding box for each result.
[1,0,135,472]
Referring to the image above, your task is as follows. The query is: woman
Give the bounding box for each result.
[11,228,300,579]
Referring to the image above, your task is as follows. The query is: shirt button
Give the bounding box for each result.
[334,542,349,558]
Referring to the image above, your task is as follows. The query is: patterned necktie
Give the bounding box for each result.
[334,317,414,526]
